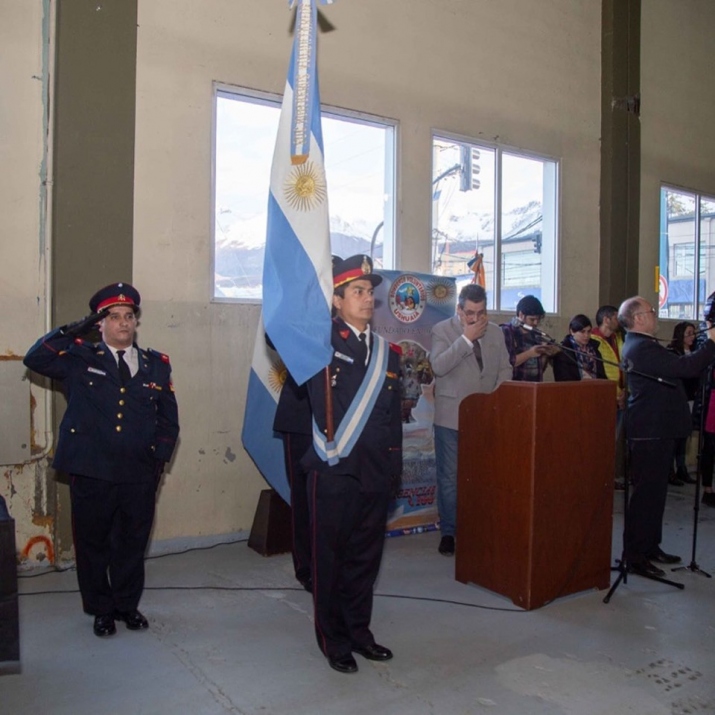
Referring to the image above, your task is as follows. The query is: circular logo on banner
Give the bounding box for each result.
[658,274,668,310]
[390,275,427,323]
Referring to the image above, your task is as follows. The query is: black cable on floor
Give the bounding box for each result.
[16,537,526,612]
[17,585,525,612]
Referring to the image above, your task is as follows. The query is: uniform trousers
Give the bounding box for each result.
[308,470,389,659]
[70,475,156,616]
[282,432,312,584]
[624,439,675,562]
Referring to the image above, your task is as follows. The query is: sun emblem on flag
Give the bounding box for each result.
[425,279,455,305]
[268,359,288,394]
[284,161,327,211]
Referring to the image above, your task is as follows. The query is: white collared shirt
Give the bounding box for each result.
[345,323,371,365]
[106,344,139,377]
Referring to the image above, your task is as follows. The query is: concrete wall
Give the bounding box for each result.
[132,0,601,544]
[640,0,715,301]
[3,0,713,564]
[1,0,55,563]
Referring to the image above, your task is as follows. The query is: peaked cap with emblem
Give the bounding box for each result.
[333,254,383,290]
[89,282,141,313]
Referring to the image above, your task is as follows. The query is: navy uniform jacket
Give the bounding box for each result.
[303,318,402,492]
[622,331,715,439]
[24,328,179,483]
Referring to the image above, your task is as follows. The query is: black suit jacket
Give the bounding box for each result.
[303,318,402,491]
[622,331,715,439]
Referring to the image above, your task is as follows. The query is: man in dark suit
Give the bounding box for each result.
[302,254,402,674]
[618,296,715,577]
[24,283,179,637]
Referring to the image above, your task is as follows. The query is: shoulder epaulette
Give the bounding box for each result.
[147,347,171,364]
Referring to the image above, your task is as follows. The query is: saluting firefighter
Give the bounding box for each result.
[24,283,179,637]
[302,255,403,674]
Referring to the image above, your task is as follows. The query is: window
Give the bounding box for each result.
[659,186,715,320]
[213,86,396,301]
[431,135,558,312]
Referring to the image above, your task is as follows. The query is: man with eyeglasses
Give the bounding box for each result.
[618,296,715,578]
[24,283,179,637]
[431,284,512,555]
[500,295,560,382]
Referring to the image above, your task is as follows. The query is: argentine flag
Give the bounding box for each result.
[242,0,334,500]
[262,0,333,385]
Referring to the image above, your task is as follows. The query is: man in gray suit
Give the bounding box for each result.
[430,284,512,555]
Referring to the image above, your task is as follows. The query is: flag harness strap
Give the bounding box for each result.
[312,333,389,466]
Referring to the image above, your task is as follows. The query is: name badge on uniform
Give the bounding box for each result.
[334,351,354,364]
[87,367,107,376]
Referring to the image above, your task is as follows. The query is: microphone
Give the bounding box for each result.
[518,321,556,343]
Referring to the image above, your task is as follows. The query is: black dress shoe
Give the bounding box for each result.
[647,547,681,564]
[668,473,684,486]
[702,491,715,507]
[353,643,393,661]
[676,467,697,484]
[328,654,358,674]
[93,614,116,637]
[438,535,455,556]
[628,560,666,578]
[114,609,149,630]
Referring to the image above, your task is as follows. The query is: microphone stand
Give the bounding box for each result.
[521,323,621,382]
[671,358,712,578]
[522,325,685,598]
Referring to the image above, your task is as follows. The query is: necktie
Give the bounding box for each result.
[473,340,483,371]
[357,332,368,365]
[117,350,131,384]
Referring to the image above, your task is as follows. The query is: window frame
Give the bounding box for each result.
[211,82,398,304]
[430,130,560,313]
[659,183,715,320]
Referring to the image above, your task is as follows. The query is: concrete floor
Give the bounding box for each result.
[3,483,714,715]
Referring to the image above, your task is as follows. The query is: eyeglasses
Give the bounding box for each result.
[633,308,656,316]
[460,308,487,319]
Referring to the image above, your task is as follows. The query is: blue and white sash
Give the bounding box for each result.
[313,333,389,466]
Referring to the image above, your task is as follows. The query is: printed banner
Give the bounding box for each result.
[371,271,457,536]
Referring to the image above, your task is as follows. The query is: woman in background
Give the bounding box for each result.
[553,314,607,382]
[667,322,699,485]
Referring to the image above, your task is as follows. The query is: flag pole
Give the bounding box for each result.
[323,366,335,441]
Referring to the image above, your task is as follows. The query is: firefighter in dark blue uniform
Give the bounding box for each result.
[302,255,403,674]
[24,283,179,637]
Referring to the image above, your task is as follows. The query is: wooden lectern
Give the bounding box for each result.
[456,380,616,610]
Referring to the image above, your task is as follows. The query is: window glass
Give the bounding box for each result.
[214,88,396,301]
[659,187,715,320]
[431,136,558,311]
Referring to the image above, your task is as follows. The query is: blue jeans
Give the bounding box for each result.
[434,425,459,537]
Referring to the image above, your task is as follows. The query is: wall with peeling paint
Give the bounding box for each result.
[5,1,715,566]
[0,1,56,565]
[131,0,603,542]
